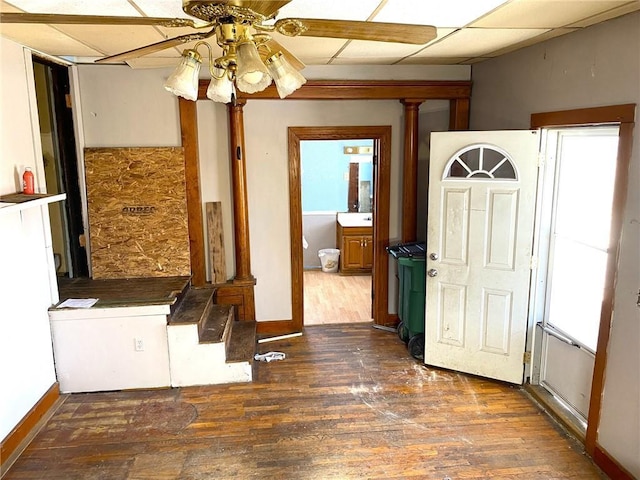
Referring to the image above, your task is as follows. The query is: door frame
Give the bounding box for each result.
[530,104,635,459]
[288,126,391,330]
[33,57,88,277]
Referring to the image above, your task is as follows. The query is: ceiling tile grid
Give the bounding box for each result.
[0,0,638,67]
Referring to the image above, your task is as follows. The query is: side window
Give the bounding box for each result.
[444,144,517,180]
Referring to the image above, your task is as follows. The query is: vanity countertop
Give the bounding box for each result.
[337,213,372,228]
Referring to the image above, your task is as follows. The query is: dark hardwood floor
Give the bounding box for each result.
[5,324,605,479]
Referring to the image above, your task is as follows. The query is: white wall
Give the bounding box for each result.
[470,12,640,477]
[0,37,58,441]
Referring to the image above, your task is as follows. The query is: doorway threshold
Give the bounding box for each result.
[525,384,586,442]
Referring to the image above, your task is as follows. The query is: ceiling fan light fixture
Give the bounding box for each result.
[164,49,202,101]
[265,51,306,99]
[206,66,235,103]
[235,40,272,94]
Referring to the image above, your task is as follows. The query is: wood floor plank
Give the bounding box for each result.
[5,324,606,479]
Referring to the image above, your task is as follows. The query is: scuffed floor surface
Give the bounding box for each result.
[5,324,606,479]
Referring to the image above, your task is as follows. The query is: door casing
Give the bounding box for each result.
[288,126,392,330]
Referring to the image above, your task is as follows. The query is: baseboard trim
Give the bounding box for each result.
[594,444,635,480]
[1,383,63,476]
[257,319,298,336]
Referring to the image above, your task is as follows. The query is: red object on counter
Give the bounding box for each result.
[22,167,35,195]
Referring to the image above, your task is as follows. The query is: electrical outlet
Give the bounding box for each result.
[134,337,144,352]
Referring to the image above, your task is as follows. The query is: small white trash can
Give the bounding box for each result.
[318,248,340,273]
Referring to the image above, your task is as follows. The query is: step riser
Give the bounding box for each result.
[168,287,255,387]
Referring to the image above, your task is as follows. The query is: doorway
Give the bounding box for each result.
[299,138,374,325]
[532,125,620,432]
[288,126,391,329]
[32,58,88,278]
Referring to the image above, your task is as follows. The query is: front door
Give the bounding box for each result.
[425,131,539,384]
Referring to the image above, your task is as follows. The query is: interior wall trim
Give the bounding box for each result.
[0,383,62,475]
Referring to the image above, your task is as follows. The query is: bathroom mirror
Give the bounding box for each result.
[300,139,374,213]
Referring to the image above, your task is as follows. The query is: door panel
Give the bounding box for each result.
[426,131,539,384]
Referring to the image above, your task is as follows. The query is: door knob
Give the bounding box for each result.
[429,253,439,261]
[427,269,438,277]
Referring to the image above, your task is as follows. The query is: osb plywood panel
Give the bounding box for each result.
[85,147,191,279]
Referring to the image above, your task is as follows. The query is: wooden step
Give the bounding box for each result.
[169,287,214,326]
[199,304,234,344]
[226,320,257,363]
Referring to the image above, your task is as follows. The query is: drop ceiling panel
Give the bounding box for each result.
[5,0,140,16]
[338,28,456,60]
[0,24,103,56]
[129,0,195,20]
[374,0,509,27]
[276,0,381,21]
[270,32,347,65]
[414,28,549,58]
[567,2,640,27]
[50,25,167,57]
[470,0,632,28]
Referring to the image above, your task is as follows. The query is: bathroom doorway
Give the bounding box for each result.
[300,138,374,325]
[288,126,391,328]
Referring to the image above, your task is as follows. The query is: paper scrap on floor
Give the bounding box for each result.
[254,352,286,362]
[57,298,99,308]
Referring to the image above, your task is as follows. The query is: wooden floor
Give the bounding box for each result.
[304,270,372,325]
[5,324,605,479]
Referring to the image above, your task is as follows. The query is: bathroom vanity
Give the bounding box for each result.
[336,213,373,275]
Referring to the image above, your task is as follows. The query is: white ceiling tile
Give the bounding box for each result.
[51,25,167,57]
[4,0,140,16]
[337,27,456,60]
[0,24,103,56]
[374,0,510,27]
[330,56,407,65]
[567,2,640,27]
[129,0,193,19]
[276,0,382,21]
[269,32,348,64]
[413,28,549,58]
[470,0,632,28]
[488,27,577,57]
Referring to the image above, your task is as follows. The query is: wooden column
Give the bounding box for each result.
[400,99,424,243]
[178,97,206,286]
[227,99,254,283]
[449,98,470,130]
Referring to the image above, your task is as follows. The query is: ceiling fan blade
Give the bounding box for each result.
[275,18,437,44]
[0,12,204,28]
[95,30,216,64]
[262,39,305,70]
[237,0,292,18]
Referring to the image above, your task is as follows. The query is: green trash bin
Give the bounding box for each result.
[396,255,426,360]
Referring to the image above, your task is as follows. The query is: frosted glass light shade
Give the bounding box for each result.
[266,52,306,99]
[164,50,201,101]
[235,41,272,94]
[206,67,235,103]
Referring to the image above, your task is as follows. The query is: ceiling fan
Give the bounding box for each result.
[1,0,437,101]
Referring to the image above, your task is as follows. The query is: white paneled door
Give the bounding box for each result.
[425,131,539,384]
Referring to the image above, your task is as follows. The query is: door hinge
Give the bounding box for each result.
[523,351,531,364]
[529,255,538,270]
[537,152,545,168]
[78,233,86,248]
[65,93,72,109]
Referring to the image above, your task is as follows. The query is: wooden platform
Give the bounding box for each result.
[57,276,191,312]
[4,324,606,479]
